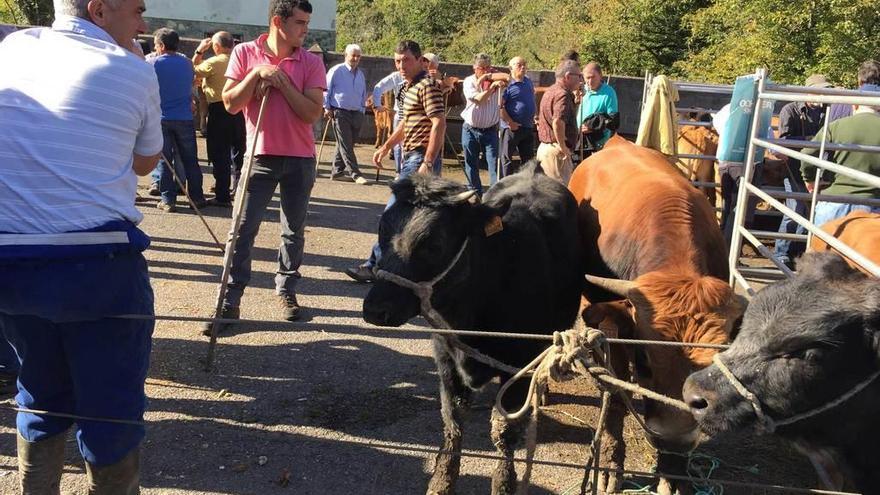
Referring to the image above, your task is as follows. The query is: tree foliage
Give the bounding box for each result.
[11,0,51,26]
[338,0,880,85]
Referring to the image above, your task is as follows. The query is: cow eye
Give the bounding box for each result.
[784,347,825,363]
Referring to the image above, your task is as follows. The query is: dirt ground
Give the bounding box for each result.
[0,140,818,494]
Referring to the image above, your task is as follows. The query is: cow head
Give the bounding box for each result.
[586,271,747,451]
[684,252,880,439]
[363,175,492,327]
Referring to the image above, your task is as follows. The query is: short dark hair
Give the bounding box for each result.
[395,40,422,59]
[268,0,312,23]
[561,50,580,63]
[153,28,179,52]
[858,59,880,86]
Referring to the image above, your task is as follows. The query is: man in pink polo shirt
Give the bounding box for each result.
[204,0,326,333]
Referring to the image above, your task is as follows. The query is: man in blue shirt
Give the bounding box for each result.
[576,61,619,156]
[151,28,206,211]
[499,56,536,177]
[325,44,369,184]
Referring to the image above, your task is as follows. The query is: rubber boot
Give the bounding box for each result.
[85,447,140,495]
[17,433,66,495]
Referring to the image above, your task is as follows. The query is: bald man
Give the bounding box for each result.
[499,56,536,177]
[193,31,245,205]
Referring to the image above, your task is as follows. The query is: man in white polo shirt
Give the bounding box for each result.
[0,0,161,492]
[461,53,507,196]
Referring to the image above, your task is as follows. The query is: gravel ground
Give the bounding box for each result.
[0,140,816,494]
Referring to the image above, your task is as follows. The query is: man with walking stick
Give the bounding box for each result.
[460,53,507,196]
[203,0,326,334]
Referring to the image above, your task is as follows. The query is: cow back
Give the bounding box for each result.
[811,211,880,274]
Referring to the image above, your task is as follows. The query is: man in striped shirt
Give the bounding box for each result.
[345,40,446,283]
[0,0,161,491]
[461,53,508,195]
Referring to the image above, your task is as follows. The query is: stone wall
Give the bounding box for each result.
[144,16,335,48]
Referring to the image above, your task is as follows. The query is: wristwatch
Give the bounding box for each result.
[195,50,204,55]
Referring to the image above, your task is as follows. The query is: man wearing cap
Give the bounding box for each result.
[771,74,829,269]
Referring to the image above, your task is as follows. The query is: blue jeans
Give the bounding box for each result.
[814,201,880,227]
[0,250,153,465]
[462,123,499,195]
[159,120,205,204]
[366,149,433,268]
[773,172,807,263]
[224,155,316,308]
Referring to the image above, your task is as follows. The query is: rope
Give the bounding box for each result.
[0,401,145,426]
[713,354,880,434]
[109,313,731,349]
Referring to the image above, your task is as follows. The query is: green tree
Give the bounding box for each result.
[13,0,52,26]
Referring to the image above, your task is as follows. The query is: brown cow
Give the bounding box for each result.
[569,135,747,494]
[810,210,880,273]
[367,91,393,148]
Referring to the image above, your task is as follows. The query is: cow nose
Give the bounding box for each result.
[682,377,710,419]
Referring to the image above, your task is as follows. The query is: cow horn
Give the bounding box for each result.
[585,274,638,296]
[453,190,479,204]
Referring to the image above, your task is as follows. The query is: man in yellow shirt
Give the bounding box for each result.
[192,31,245,206]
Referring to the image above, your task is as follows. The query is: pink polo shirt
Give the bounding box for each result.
[226,34,326,158]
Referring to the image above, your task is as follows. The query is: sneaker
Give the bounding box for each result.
[148,183,161,196]
[354,175,369,185]
[345,265,376,283]
[201,305,240,336]
[156,201,177,213]
[330,172,352,182]
[207,198,233,208]
[278,293,301,321]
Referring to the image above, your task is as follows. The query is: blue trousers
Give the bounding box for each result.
[462,123,499,195]
[773,169,807,263]
[0,251,153,466]
[159,119,205,204]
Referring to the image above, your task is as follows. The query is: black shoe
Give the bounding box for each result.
[330,172,352,182]
[148,183,161,196]
[207,198,233,207]
[201,306,240,336]
[278,293,301,321]
[189,199,209,209]
[345,265,376,283]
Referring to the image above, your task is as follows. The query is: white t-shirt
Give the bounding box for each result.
[0,16,163,233]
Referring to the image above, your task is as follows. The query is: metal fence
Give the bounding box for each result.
[728,68,880,294]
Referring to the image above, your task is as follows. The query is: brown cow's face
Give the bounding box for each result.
[626,273,746,450]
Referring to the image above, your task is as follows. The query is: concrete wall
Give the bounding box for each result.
[145,0,336,34]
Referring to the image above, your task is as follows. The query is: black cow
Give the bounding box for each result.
[683,252,880,493]
[363,165,582,495]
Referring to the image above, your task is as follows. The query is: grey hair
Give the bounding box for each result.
[54,0,122,19]
[473,53,491,67]
[345,44,362,55]
[555,59,580,80]
[212,31,235,49]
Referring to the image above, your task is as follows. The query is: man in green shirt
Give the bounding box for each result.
[802,88,880,226]
[576,61,619,156]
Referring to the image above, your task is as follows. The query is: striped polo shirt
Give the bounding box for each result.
[461,73,500,129]
[402,72,445,151]
[0,16,163,234]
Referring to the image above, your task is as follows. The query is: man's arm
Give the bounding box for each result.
[420,114,446,173]
[552,116,570,155]
[223,69,263,114]
[372,73,398,112]
[373,119,406,167]
[500,103,519,131]
[468,77,506,105]
[132,152,161,176]
[191,38,211,66]
[277,78,324,124]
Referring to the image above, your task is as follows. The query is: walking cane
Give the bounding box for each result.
[316,115,332,175]
[495,89,504,182]
[161,152,224,254]
[204,93,270,371]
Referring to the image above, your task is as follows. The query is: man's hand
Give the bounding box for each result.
[508,121,521,132]
[255,65,289,90]
[490,80,507,91]
[196,38,212,55]
[255,80,272,100]
[324,108,335,120]
[418,162,431,175]
[581,123,592,132]
[373,146,389,168]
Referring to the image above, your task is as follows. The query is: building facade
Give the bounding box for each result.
[145,0,336,48]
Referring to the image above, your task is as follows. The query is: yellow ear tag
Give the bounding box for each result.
[484,216,504,237]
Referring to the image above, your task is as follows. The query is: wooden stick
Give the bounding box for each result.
[161,151,224,253]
